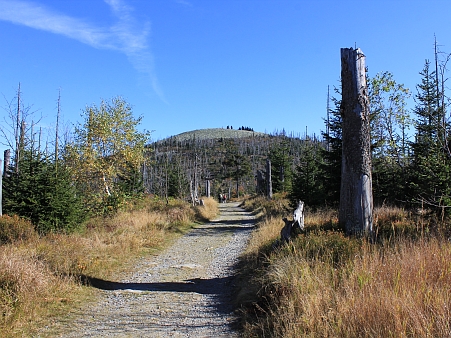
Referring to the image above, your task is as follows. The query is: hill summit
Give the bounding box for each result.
[166,128,268,142]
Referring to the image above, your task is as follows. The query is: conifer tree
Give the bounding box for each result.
[409,60,451,210]
[269,139,293,193]
[320,94,342,205]
[291,140,325,207]
[3,149,86,234]
[167,159,189,199]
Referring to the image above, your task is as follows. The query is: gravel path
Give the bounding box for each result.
[39,202,254,337]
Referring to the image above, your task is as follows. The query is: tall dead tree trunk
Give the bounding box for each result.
[0,159,2,216]
[4,150,10,177]
[190,180,195,206]
[55,89,61,173]
[206,179,211,198]
[16,121,25,174]
[15,83,21,174]
[339,47,373,237]
[193,154,199,200]
[266,158,273,199]
[236,167,240,198]
[256,170,264,194]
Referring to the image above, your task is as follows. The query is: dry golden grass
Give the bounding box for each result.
[0,215,37,245]
[239,197,451,338]
[0,244,75,337]
[194,197,219,221]
[0,196,218,337]
[242,194,291,219]
[251,238,451,337]
[373,205,420,239]
[243,216,282,260]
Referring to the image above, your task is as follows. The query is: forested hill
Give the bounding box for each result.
[145,128,319,200]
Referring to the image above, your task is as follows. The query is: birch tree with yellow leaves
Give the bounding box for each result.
[65,97,149,215]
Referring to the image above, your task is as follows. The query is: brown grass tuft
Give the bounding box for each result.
[241,194,291,220]
[0,215,37,245]
[194,197,219,221]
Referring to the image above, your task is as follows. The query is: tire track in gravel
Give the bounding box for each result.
[39,201,254,337]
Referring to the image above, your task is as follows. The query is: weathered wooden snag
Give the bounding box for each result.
[266,158,273,199]
[293,200,305,231]
[205,179,211,198]
[256,170,265,195]
[3,150,10,178]
[339,47,373,237]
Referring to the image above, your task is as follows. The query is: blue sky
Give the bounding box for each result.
[0,0,450,151]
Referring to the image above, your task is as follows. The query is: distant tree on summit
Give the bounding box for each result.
[238,126,254,131]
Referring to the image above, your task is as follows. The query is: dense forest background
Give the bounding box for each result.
[2,42,451,233]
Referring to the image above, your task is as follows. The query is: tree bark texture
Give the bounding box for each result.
[339,48,373,237]
[190,180,194,206]
[206,180,211,198]
[266,158,273,199]
[0,159,3,216]
[4,150,10,177]
[256,170,264,194]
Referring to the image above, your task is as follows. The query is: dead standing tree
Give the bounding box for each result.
[339,47,373,237]
[256,169,265,195]
[266,158,273,199]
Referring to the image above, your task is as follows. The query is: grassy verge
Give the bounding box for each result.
[236,195,451,337]
[0,196,218,337]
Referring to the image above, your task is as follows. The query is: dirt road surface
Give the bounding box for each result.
[38,201,255,337]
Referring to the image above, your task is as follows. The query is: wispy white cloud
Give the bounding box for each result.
[0,0,165,101]
[175,0,193,7]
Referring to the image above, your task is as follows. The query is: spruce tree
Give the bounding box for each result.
[3,149,86,234]
[291,140,325,208]
[320,95,342,206]
[269,139,293,194]
[167,159,189,199]
[409,60,451,210]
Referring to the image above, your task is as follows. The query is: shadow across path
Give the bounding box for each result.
[79,275,234,294]
[208,218,255,227]
[78,274,239,319]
